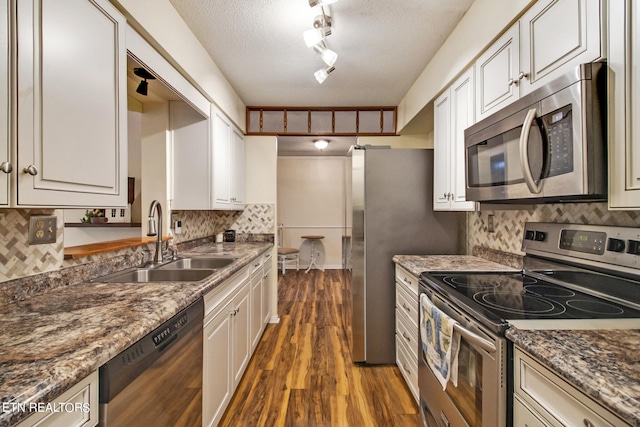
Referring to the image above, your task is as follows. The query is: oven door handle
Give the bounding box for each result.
[519,107,543,194]
[453,323,497,354]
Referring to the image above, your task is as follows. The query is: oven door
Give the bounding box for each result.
[419,285,507,427]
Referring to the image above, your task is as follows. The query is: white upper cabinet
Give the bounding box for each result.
[519,0,603,95]
[434,67,477,211]
[476,0,604,121]
[475,25,521,122]
[608,0,640,209]
[211,105,245,210]
[15,0,127,207]
[170,101,210,210]
[0,0,8,206]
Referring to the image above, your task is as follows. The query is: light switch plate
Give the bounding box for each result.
[29,215,57,245]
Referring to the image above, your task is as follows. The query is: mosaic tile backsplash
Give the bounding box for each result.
[0,204,275,283]
[468,202,640,255]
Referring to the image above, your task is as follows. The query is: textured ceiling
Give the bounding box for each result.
[167,0,475,107]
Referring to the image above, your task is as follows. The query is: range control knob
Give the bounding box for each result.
[627,240,640,255]
[607,238,626,253]
[525,230,535,240]
[534,231,546,242]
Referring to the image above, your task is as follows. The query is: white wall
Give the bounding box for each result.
[397,0,535,131]
[277,156,347,269]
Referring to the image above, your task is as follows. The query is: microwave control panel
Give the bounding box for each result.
[541,105,574,178]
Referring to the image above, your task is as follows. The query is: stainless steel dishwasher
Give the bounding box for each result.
[98,298,204,427]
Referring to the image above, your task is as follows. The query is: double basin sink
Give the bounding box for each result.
[93,256,237,283]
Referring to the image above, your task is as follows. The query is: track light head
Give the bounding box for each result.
[309,0,339,7]
[133,67,156,96]
[314,66,335,84]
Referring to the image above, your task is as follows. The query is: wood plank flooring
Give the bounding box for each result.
[218,269,420,426]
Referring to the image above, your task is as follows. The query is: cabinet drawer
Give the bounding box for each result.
[16,371,98,427]
[395,265,419,295]
[205,265,250,316]
[514,348,627,427]
[395,307,419,359]
[395,280,419,326]
[396,335,419,403]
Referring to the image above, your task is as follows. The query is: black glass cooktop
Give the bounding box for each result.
[421,271,640,324]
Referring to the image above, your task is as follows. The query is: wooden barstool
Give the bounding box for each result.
[277,223,299,275]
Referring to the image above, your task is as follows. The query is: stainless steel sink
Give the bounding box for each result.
[94,268,215,283]
[157,256,236,270]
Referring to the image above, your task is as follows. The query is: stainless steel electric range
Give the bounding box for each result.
[418,222,640,427]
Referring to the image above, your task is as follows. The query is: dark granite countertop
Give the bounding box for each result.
[508,328,640,427]
[392,254,518,277]
[0,242,272,427]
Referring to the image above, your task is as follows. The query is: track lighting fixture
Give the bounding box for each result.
[303,1,339,83]
[314,66,335,84]
[134,67,156,96]
[314,139,329,150]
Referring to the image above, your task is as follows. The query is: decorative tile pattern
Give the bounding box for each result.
[468,202,640,255]
[0,209,64,282]
[171,204,274,244]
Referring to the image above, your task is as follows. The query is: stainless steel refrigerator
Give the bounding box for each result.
[343,146,463,364]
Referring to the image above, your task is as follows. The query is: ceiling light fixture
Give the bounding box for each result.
[134,67,156,96]
[314,66,335,84]
[303,2,339,83]
[314,139,329,150]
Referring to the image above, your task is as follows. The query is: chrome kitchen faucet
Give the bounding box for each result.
[147,200,164,265]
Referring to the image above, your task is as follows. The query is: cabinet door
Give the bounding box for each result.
[170,101,210,210]
[433,89,452,211]
[16,0,127,207]
[250,271,263,351]
[475,24,520,121]
[513,396,551,427]
[609,0,640,209]
[449,67,476,211]
[212,106,232,208]
[203,305,233,427]
[519,0,602,95]
[232,283,251,388]
[262,260,272,325]
[0,0,8,206]
[231,127,245,209]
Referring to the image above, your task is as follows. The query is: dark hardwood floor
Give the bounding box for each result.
[218,269,420,426]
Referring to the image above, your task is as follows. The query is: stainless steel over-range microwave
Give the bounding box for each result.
[464,62,607,203]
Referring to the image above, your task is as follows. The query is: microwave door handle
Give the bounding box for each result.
[452,323,497,354]
[519,108,543,194]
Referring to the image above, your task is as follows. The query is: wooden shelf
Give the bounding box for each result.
[65,222,142,228]
[64,236,172,260]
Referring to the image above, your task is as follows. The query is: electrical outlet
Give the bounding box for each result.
[29,215,57,244]
[487,214,495,233]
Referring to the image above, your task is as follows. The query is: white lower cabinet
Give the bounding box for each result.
[513,347,628,427]
[261,253,273,325]
[16,371,98,427]
[203,252,271,427]
[394,265,419,403]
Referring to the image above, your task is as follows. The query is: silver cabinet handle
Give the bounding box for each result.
[519,108,543,194]
[402,303,411,312]
[402,332,412,342]
[0,161,12,174]
[508,77,517,86]
[23,165,38,176]
[583,419,595,427]
[518,71,529,80]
